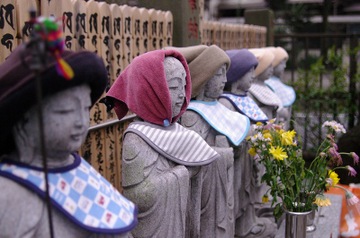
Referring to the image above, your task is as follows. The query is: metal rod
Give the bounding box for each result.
[88,114,136,132]
[28,10,54,237]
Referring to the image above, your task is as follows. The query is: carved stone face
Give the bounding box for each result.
[164,57,187,118]
[203,64,227,101]
[257,64,273,81]
[16,84,92,159]
[232,67,254,93]
[273,59,286,77]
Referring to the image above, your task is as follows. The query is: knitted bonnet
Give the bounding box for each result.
[268,46,288,67]
[165,45,230,98]
[0,45,107,155]
[225,48,258,87]
[249,48,275,77]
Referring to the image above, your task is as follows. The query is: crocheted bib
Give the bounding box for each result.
[187,100,250,146]
[219,93,268,123]
[0,154,137,234]
[265,76,296,107]
[125,121,220,166]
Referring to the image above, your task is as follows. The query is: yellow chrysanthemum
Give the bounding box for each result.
[328,170,340,186]
[269,146,288,161]
[314,194,331,207]
[281,130,296,146]
[262,195,269,203]
[248,147,257,157]
[279,129,286,134]
[263,132,272,140]
[256,122,263,126]
[268,118,276,124]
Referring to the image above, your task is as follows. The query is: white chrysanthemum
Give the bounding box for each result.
[253,124,263,131]
[322,120,346,133]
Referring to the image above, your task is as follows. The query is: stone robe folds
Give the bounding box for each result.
[181,111,235,238]
[122,121,220,238]
[122,132,189,238]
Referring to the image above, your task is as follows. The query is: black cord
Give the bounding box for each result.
[28,9,55,238]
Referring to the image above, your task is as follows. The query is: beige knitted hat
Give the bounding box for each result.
[249,48,275,77]
[268,46,288,67]
[164,44,230,97]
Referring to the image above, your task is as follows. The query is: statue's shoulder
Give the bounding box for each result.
[123,128,160,160]
[180,110,202,128]
[219,97,235,110]
[0,175,44,220]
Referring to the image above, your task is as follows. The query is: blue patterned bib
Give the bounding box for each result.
[0,154,137,234]
[265,76,296,107]
[219,93,268,123]
[187,100,250,146]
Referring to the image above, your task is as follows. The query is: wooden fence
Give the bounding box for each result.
[0,0,267,191]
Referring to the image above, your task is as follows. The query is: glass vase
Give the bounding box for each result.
[285,209,312,238]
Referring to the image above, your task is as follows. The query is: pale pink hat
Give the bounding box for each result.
[249,48,275,77]
[268,46,288,67]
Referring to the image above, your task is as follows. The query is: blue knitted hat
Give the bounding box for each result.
[225,49,258,87]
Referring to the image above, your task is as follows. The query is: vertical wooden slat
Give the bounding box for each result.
[139,7,149,54]
[120,5,132,68]
[98,2,113,123]
[85,0,100,54]
[98,1,111,73]
[104,125,117,189]
[16,0,38,44]
[131,6,141,59]
[164,11,173,47]
[40,0,56,17]
[157,10,165,49]
[114,120,131,192]
[148,8,158,51]
[73,0,87,51]
[234,24,238,49]
[0,0,18,62]
[110,3,124,84]
[214,22,221,47]
[85,0,104,127]
[220,22,226,49]
[89,129,106,177]
[59,0,75,50]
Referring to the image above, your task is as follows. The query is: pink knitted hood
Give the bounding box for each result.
[106,49,192,126]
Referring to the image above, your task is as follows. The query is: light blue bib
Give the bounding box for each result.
[0,154,137,234]
[187,100,250,146]
[265,76,296,107]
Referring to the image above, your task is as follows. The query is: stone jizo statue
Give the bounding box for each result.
[247,48,284,121]
[265,46,296,130]
[105,49,220,238]
[219,49,277,238]
[0,45,136,237]
[168,44,252,238]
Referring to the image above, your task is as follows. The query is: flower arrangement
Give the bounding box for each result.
[247,119,359,219]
